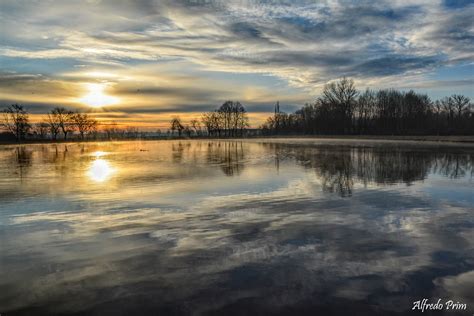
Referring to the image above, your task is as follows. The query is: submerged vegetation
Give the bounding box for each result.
[1,78,473,142]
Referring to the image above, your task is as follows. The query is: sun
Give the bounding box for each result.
[80,83,119,108]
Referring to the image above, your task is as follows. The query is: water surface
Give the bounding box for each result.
[1,139,473,315]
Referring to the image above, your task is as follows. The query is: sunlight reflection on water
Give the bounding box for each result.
[0,140,473,315]
[88,158,114,183]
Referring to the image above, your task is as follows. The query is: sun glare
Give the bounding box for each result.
[88,158,115,183]
[80,83,119,108]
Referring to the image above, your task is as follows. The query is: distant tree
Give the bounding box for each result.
[104,121,122,139]
[184,125,192,137]
[202,112,220,137]
[123,126,138,138]
[234,103,250,136]
[355,89,376,134]
[33,122,49,139]
[217,101,249,137]
[72,112,97,140]
[190,119,201,136]
[49,107,74,140]
[170,116,184,137]
[451,95,470,119]
[260,78,473,136]
[1,104,30,141]
[47,112,61,140]
[441,96,455,121]
[432,100,444,135]
[319,77,358,134]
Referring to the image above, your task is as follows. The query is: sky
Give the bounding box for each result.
[0,0,473,129]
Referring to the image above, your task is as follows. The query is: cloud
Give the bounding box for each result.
[351,55,440,77]
[0,0,472,120]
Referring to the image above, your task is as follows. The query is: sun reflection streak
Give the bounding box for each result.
[88,152,115,182]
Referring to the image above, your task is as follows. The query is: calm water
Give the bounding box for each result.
[0,139,473,315]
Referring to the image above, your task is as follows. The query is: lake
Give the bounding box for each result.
[0,139,473,315]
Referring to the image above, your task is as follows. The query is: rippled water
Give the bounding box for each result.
[0,139,473,315]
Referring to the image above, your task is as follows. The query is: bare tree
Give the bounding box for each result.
[184,125,192,137]
[319,77,358,134]
[217,101,249,137]
[441,97,455,121]
[261,78,474,136]
[125,126,139,138]
[33,122,49,139]
[72,112,97,140]
[104,121,120,140]
[201,112,213,136]
[50,107,74,140]
[2,104,30,141]
[190,119,201,136]
[451,95,470,119]
[202,111,222,137]
[170,116,184,137]
[46,112,61,140]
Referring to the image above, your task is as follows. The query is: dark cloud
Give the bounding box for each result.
[272,4,421,42]
[0,100,63,113]
[114,86,229,101]
[443,0,474,9]
[351,55,440,77]
[111,103,219,113]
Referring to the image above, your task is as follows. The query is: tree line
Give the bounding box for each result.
[2,105,97,141]
[262,78,473,135]
[169,100,249,137]
[1,100,250,141]
[3,79,473,142]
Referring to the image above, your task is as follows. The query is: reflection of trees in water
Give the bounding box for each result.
[171,142,192,163]
[207,142,245,176]
[8,145,88,180]
[15,147,33,166]
[432,153,474,179]
[13,147,33,180]
[352,148,433,186]
[263,144,473,197]
[169,141,246,176]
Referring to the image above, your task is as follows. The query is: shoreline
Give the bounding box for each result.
[2,135,474,146]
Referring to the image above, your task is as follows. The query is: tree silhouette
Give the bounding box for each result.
[2,104,30,141]
[170,116,184,137]
[33,122,49,139]
[262,78,473,136]
[190,119,201,136]
[49,107,75,140]
[72,112,97,140]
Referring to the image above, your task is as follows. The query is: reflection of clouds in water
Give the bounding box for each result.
[1,141,473,314]
[434,271,474,306]
[4,182,473,314]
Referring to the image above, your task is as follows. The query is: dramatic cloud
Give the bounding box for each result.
[0,0,472,127]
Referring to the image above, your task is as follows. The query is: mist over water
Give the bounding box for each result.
[0,140,473,315]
